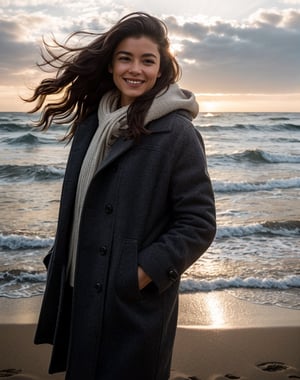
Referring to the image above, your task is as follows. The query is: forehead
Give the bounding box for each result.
[114,36,160,56]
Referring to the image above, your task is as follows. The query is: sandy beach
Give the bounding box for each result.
[1,111,300,379]
[1,291,300,380]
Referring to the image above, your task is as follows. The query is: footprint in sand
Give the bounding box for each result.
[257,361,289,372]
[257,361,300,378]
[213,374,244,380]
[170,371,201,379]
[0,369,22,377]
[0,369,40,380]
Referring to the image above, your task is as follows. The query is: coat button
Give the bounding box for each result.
[94,282,103,293]
[99,245,108,255]
[105,204,113,214]
[167,268,179,282]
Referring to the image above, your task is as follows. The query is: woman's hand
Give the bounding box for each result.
[138,266,152,290]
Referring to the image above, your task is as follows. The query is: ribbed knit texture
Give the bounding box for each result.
[67,83,199,286]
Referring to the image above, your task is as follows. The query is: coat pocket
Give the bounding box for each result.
[115,238,142,302]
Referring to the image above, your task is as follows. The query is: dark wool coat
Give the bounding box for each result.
[34,110,216,380]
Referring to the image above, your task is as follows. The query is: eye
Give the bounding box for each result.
[143,58,155,65]
[118,55,131,62]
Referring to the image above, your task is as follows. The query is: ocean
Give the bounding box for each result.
[0,111,299,310]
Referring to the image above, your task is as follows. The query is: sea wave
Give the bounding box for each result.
[238,149,300,163]
[267,117,290,121]
[210,149,300,164]
[0,269,46,283]
[0,233,53,250]
[213,177,300,193]
[1,133,55,145]
[0,122,32,132]
[198,123,300,132]
[1,271,299,299]
[180,274,300,292]
[281,123,300,130]
[0,270,46,298]
[0,164,65,182]
[216,220,300,238]
[2,219,297,250]
[0,119,68,133]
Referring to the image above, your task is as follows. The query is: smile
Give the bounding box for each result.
[125,79,144,85]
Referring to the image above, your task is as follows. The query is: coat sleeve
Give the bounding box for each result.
[138,119,216,293]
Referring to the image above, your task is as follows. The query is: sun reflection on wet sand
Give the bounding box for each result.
[205,292,226,327]
[178,291,300,328]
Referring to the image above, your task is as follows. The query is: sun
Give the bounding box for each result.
[169,42,183,57]
[200,101,218,113]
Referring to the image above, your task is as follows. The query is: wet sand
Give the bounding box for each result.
[1,292,300,379]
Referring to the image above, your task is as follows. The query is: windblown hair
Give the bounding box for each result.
[25,12,181,140]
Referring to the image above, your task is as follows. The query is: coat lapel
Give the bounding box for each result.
[70,111,173,179]
[95,117,172,174]
[96,137,135,173]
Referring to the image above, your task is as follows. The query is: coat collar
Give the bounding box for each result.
[80,111,173,174]
[97,111,183,172]
[74,109,187,175]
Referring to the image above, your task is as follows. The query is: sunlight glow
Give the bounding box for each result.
[194,93,300,113]
[183,58,196,65]
[200,101,219,113]
[206,293,225,327]
[169,42,184,57]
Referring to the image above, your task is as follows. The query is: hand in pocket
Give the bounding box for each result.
[137,266,152,290]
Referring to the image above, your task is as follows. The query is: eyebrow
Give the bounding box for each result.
[115,51,158,59]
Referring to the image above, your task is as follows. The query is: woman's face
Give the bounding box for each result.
[109,36,161,106]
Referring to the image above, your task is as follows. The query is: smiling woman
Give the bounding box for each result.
[23,11,216,380]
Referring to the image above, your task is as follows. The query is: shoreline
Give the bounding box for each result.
[1,291,300,379]
[2,291,300,327]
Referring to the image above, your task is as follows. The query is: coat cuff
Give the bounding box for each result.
[138,248,180,293]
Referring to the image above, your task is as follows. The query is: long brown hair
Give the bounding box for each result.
[25,12,181,140]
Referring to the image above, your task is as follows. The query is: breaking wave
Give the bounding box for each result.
[0,233,53,250]
[216,220,300,239]
[210,149,300,164]
[213,177,300,193]
[0,164,65,182]
[180,275,300,292]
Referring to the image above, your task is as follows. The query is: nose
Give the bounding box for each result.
[128,60,142,75]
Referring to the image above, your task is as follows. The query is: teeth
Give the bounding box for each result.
[126,79,142,84]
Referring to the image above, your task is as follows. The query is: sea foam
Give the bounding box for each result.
[0,233,53,250]
[179,275,300,292]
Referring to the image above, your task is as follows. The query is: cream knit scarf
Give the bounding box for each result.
[67,83,199,286]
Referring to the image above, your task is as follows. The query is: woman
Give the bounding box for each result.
[27,12,216,380]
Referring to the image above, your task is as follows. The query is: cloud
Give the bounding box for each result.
[0,4,300,105]
[281,0,300,4]
[166,8,300,93]
[0,4,127,87]
[0,18,39,85]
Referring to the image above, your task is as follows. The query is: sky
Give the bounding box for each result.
[0,0,300,113]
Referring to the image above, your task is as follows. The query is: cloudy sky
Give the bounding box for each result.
[1,0,300,112]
